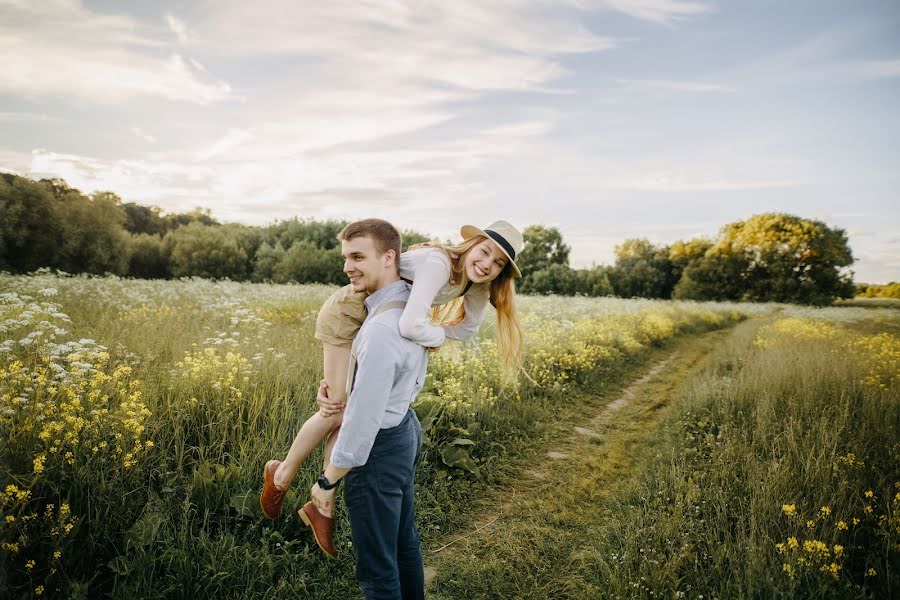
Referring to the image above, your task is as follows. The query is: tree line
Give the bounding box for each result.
[1,174,856,305]
[854,282,900,299]
[516,215,855,305]
[0,174,428,285]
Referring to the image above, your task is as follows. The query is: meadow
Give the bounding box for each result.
[1,273,897,598]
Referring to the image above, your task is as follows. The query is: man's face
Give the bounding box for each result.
[342,235,393,293]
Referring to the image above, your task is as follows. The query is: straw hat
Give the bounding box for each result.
[460,220,523,278]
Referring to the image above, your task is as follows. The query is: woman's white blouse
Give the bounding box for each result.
[397,247,490,347]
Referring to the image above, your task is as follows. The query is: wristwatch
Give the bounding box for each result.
[317,472,339,491]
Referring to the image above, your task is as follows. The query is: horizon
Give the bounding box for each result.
[1,0,898,282]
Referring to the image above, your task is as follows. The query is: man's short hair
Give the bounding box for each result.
[338,218,402,260]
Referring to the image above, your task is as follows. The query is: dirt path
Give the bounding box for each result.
[421,326,733,598]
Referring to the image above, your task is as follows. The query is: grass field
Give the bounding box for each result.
[1,273,897,598]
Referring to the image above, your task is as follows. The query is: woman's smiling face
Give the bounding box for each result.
[463,238,509,283]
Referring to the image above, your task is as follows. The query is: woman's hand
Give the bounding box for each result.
[316,380,345,417]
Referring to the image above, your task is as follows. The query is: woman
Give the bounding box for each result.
[260,221,523,543]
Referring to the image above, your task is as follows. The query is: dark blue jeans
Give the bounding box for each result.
[343,409,424,600]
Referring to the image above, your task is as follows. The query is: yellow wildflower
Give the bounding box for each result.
[5,515,14,523]
[35,586,44,596]
[787,537,799,549]
[865,490,874,499]
[819,506,831,517]
[803,539,829,557]
[781,504,796,517]
[837,521,848,530]
[53,550,62,559]
[25,559,35,570]
[833,544,844,556]
[866,568,877,577]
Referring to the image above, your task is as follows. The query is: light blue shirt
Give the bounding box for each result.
[330,279,428,469]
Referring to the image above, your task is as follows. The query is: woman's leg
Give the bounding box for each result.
[273,343,351,490]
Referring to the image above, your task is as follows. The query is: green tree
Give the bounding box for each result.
[268,218,347,251]
[608,239,676,299]
[127,233,170,279]
[517,225,570,280]
[668,238,713,287]
[521,263,579,295]
[401,229,431,252]
[164,208,218,231]
[252,241,286,282]
[165,222,249,279]
[56,190,131,275]
[0,174,63,271]
[573,266,614,296]
[273,241,344,284]
[675,214,854,305]
[122,203,167,236]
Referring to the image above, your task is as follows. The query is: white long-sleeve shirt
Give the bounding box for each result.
[397,247,490,348]
[330,280,428,469]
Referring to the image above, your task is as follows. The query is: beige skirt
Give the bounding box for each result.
[314,284,368,349]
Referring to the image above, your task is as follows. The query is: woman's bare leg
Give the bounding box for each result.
[273,343,351,490]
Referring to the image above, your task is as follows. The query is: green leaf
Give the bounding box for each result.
[126,512,166,548]
[450,438,476,446]
[413,396,444,434]
[107,556,129,575]
[440,446,481,477]
[229,492,259,517]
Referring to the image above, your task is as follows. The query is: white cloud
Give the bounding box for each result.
[131,127,157,143]
[609,170,802,191]
[0,148,34,174]
[597,0,712,25]
[0,112,55,122]
[858,58,900,79]
[616,78,738,93]
[23,114,551,224]
[0,0,231,104]
[165,13,190,43]
[191,1,618,94]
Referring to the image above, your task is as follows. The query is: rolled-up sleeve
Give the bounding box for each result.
[398,251,451,348]
[443,283,489,340]
[330,322,400,468]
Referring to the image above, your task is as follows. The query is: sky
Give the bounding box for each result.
[1,0,898,282]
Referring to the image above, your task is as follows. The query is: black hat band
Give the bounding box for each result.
[484,229,516,261]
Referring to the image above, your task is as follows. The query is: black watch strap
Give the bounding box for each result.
[317,472,339,490]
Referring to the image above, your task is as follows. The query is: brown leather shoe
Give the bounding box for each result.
[260,460,287,519]
[299,501,336,558]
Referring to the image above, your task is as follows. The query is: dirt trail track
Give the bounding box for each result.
[422,326,733,595]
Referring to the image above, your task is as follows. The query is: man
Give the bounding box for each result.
[305,218,426,600]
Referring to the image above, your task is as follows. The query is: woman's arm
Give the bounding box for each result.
[443,283,489,340]
[397,251,451,347]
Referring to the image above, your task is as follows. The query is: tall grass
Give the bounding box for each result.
[585,314,899,598]
[1,273,751,598]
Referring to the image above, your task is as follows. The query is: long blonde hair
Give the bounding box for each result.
[410,237,523,374]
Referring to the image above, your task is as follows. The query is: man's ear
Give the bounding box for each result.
[383,249,397,269]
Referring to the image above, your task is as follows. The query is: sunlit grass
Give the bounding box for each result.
[0,272,769,597]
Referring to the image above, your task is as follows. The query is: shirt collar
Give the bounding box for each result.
[364,279,410,314]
